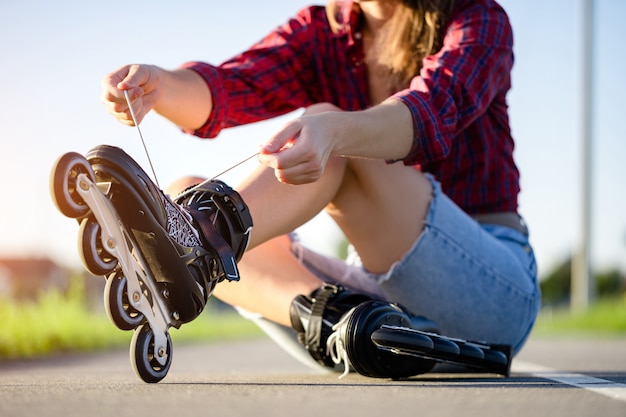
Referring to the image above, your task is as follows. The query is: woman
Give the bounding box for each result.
[101,0,540,377]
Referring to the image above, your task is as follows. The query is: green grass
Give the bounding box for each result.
[0,279,261,360]
[533,296,626,337]
[2,277,625,360]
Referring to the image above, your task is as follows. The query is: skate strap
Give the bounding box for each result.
[306,284,340,360]
[176,180,253,281]
[186,205,241,282]
[199,180,253,232]
[177,180,252,233]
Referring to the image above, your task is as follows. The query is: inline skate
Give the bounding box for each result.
[50,145,252,383]
[291,284,512,379]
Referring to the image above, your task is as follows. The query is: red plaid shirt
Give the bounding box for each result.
[182,0,519,214]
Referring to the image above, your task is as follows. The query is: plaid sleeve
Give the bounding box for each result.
[391,2,514,166]
[178,62,225,138]
[180,7,322,139]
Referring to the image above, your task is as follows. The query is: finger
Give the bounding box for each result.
[101,65,147,105]
[273,162,324,185]
[257,139,300,170]
[104,95,146,126]
[116,64,150,91]
[261,143,325,184]
[257,151,279,169]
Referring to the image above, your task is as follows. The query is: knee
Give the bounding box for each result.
[165,176,206,196]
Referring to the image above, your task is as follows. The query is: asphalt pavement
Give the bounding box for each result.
[1,335,625,417]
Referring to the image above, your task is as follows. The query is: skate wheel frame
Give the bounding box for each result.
[371,325,512,376]
[71,163,172,361]
[50,149,175,383]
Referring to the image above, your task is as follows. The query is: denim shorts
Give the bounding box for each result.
[239,175,541,370]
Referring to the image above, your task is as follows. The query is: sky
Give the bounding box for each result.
[0,0,624,279]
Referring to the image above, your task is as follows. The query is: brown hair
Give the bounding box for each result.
[326,0,456,91]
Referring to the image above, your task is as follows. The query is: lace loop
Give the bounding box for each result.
[326,311,352,379]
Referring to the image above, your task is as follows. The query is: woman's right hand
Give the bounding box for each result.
[100,64,162,126]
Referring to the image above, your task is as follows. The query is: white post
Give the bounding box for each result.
[571,0,595,311]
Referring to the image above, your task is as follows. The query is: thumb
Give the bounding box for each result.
[261,119,301,154]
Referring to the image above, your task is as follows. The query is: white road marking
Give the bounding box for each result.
[513,360,626,402]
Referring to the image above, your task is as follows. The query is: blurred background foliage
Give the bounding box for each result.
[0,251,624,360]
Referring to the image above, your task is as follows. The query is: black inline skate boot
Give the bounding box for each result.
[50,144,252,382]
[290,283,440,379]
[173,179,252,283]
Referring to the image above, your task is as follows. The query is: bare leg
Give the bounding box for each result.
[326,158,432,274]
[218,235,323,323]
[167,113,432,327]
[166,161,349,325]
[166,173,330,325]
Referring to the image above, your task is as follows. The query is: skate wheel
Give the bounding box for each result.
[104,272,145,331]
[457,342,485,363]
[50,152,95,218]
[483,349,508,367]
[130,324,172,383]
[371,327,434,353]
[78,217,118,276]
[429,335,461,359]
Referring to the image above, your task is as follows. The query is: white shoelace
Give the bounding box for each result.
[325,311,353,379]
